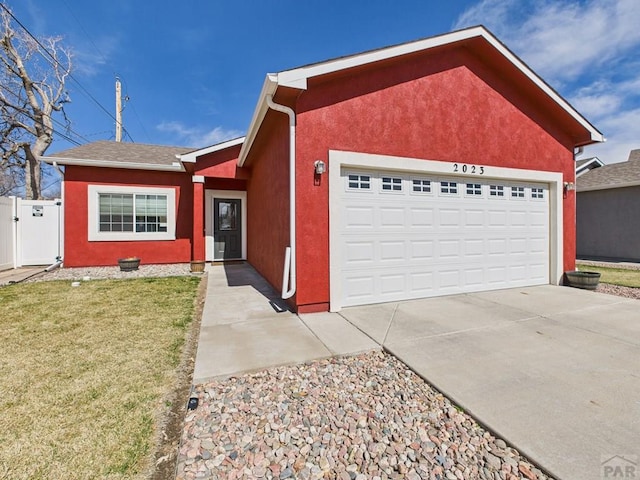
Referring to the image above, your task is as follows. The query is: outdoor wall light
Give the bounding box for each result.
[314,160,326,175]
[564,181,576,192]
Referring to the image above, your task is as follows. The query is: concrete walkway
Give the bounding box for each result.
[192,263,377,383]
[340,285,640,480]
[192,264,639,479]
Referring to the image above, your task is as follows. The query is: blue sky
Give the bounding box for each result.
[10,0,640,166]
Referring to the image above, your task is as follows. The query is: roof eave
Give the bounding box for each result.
[238,75,279,167]
[179,136,245,163]
[578,181,640,192]
[40,156,185,172]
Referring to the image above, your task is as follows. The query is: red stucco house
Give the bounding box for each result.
[42,26,604,312]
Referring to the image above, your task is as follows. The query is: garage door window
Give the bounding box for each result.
[466,183,482,196]
[440,181,458,195]
[489,185,505,197]
[381,176,403,192]
[511,186,525,198]
[531,187,545,199]
[412,179,432,193]
[347,174,371,190]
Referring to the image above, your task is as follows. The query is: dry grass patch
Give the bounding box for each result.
[0,276,201,480]
[577,265,640,288]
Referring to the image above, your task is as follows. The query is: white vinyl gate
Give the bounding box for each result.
[0,197,63,270]
[0,197,15,270]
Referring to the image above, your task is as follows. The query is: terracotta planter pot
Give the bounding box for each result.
[118,257,140,272]
[565,270,601,290]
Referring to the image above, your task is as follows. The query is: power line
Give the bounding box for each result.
[119,76,148,142]
[0,3,134,141]
[0,83,86,145]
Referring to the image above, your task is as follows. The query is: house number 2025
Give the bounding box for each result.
[453,163,484,174]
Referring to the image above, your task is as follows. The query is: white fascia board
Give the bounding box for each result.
[277,27,486,89]
[179,137,245,163]
[40,156,185,172]
[238,75,279,167]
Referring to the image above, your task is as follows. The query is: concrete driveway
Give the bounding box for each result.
[340,285,640,480]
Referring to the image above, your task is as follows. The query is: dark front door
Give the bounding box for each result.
[213,198,242,260]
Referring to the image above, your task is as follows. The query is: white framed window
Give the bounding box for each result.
[347,174,371,190]
[489,185,505,197]
[88,185,176,241]
[381,176,403,192]
[412,179,432,193]
[440,181,458,195]
[531,187,545,199]
[511,186,525,198]
[466,183,482,196]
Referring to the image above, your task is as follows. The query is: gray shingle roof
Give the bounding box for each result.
[577,149,640,191]
[49,141,193,166]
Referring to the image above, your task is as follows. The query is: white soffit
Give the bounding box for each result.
[238,25,604,167]
[40,156,185,172]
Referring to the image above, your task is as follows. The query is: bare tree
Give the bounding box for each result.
[0,5,71,199]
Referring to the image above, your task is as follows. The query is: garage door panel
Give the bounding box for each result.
[410,240,434,259]
[409,208,434,227]
[380,273,405,295]
[344,206,374,229]
[464,209,485,226]
[439,239,461,258]
[380,241,406,261]
[339,168,550,307]
[464,239,484,257]
[344,241,375,265]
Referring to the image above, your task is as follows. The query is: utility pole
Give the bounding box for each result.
[115,77,122,142]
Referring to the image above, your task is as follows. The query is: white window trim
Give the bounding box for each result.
[88,185,176,242]
[329,150,563,312]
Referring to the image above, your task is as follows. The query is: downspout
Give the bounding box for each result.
[53,161,64,265]
[266,94,296,299]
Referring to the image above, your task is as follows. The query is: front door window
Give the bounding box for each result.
[214,198,242,260]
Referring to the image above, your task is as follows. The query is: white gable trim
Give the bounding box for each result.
[238,25,604,167]
[178,136,245,163]
[576,157,605,177]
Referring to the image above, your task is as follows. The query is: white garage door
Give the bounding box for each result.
[339,168,549,307]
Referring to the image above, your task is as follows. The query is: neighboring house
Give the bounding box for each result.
[42,26,603,313]
[576,149,640,261]
[575,156,604,177]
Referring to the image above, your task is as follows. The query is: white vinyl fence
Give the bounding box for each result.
[0,197,63,271]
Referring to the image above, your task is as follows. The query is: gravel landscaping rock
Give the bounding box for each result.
[26,263,194,282]
[177,351,553,479]
[596,283,640,299]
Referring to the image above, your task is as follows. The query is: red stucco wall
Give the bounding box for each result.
[290,46,578,311]
[244,117,291,295]
[63,166,193,267]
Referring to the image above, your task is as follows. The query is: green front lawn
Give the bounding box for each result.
[0,276,201,480]
[576,265,640,288]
